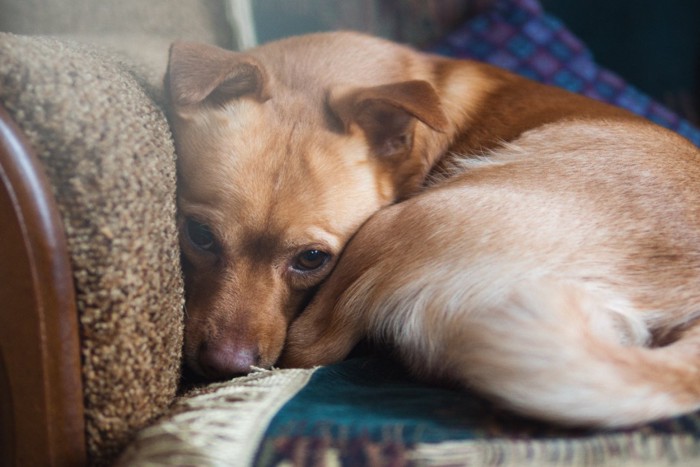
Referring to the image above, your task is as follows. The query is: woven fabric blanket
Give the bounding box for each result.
[119,0,700,465]
[120,357,700,466]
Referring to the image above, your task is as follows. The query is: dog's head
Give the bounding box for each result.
[166,40,447,379]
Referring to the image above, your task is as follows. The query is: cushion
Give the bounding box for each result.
[0,0,238,96]
[430,0,700,147]
[0,0,234,49]
[0,33,184,465]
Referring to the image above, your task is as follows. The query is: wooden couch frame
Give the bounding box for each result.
[0,103,86,466]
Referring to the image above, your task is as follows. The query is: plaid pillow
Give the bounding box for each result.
[430,0,700,147]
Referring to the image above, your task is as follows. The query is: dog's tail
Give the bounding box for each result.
[455,280,700,427]
[370,276,700,427]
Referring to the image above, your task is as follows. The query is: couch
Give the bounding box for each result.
[2,1,700,466]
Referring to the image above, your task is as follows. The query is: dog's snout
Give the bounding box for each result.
[197,340,260,379]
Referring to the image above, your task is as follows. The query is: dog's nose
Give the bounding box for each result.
[197,341,260,379]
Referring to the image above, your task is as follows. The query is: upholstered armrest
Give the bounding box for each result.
[0,33,185,465]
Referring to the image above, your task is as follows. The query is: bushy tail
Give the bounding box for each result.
[416,279,700,427]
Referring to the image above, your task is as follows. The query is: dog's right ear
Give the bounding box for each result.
[328,80,448,159]
[166,42,269,108]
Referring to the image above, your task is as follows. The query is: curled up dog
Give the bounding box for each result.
[166,32,700,427]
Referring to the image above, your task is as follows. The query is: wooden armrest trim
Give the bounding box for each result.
[0,103,86,466]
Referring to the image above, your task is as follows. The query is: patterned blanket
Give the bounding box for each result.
[119,1,700,465]
[120,357,700,466]
[256,358,700,465]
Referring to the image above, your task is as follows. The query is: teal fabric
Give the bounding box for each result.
[259,357,573,443]
[255,357,700,465]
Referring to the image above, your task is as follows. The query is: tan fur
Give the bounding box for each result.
[281,118,700,426]
[168,32,700,426]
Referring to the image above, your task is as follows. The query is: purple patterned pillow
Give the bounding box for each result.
[430,0,700,147]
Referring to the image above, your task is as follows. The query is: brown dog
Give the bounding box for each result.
[168,32,700,427]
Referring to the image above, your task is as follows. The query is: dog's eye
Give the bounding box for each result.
[293,249,330,272]
[186,219,216,251]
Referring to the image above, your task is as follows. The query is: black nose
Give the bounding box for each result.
[197,340,260,380]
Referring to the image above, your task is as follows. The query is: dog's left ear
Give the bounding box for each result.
[329,80,448,159]
[166,41,269,108]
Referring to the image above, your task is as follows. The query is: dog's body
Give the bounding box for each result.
[167,32,700,426]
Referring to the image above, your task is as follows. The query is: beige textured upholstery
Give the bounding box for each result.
[0,33,183,463]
